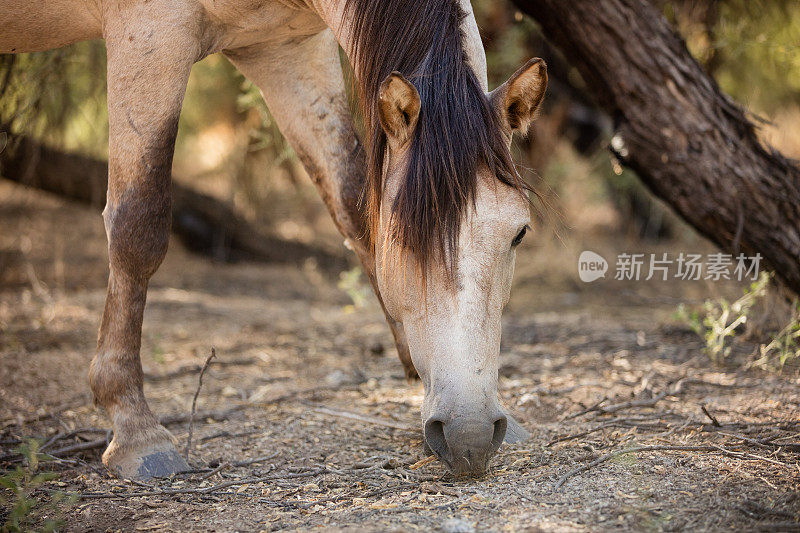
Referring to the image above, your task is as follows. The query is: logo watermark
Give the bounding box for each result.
[578,251,762,282]
[578,250,609,282]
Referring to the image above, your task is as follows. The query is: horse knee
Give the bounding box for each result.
[103,185,171,280]
[103,112,179,281]
[89,353,144,409]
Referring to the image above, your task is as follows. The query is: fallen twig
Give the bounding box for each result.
[410,455,437,470]
[701,405,721,427]
[197,453,281,481]
[565,397,608,419]
[554,441,797,491]
[719,432,800,451]
[312,407,415,432]
[297,481,418,510]
[555,445,718,490]
[547,422,617,447]
[184,348,217,461]
[68,466,327,499]
[567,380,693,420]
[231,452,280,467]
[199,429,259,443]
[594,391,669,416]
[144,357,258,382]
[0,435,109,463]
[46,438,106,458]
[198,462,230,481]
[40,427,107,452]
[158,406,246,426]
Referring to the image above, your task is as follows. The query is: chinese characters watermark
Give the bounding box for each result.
[579,251,762,282]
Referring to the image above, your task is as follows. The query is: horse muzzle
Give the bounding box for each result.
[423,410,507,476]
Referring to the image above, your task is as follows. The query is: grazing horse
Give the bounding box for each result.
[0,0,547,478]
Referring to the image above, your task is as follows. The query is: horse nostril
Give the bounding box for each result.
[424,419,449,462]
[491,415,508,451]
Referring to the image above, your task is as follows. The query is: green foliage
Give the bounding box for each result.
[235,78,295,165]
[338,266,371,310]
[677,273,769,364]
[676,272,800,370]
[0,41,108,157]
[714,1,800,113]
[752,302,800,371]
[0,440,76,532]
[667,0,800,114]
[673,303,702,336]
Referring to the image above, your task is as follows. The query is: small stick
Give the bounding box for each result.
[40,427,107,452]
[1,395,89,429]
[0,438,107,463]
[46,438,106,457]
[701,405,721,427]
[555,445,719,490]
[159,405,245,426]
[410,455,437,470]
[66,466,327,499]
[312,407,415,432]
[719,432,800,451]
[199,429,259,443]
[547,422,616,447]
[198,462,229,481]
[231,452,280,467]
[184,348,217,462]
[296,481,418,510]
[144,357,258,382]
[565,397,608,419]
[596,391,668,416]
[198,453,280,481]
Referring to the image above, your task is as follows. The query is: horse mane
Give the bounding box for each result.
[344,0,526,278]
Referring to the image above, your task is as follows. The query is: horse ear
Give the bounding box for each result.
[378,72,420,148]
[491,58,548,136]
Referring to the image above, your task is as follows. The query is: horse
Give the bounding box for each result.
[0,0,547,478]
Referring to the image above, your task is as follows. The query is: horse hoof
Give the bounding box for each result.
[104,441,190,480]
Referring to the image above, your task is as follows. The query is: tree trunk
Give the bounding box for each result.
[512,0,800,294]
[0,135,347,271]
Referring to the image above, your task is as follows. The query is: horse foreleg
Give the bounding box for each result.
[225,32,417,379]
[89,10,201,478]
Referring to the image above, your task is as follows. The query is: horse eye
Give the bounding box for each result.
[511,225,528,247]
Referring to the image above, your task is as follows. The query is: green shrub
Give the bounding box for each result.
[676,272,800,371]
[0,439,76,533]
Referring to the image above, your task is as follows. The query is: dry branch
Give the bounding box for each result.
[0,134,347,269]
[184,348,217,461]
[45,438,107,458]
[39,427,108,452]
[512,0,800,295]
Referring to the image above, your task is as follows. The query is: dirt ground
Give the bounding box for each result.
[1,180,799,532]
